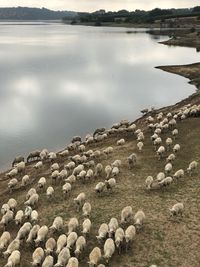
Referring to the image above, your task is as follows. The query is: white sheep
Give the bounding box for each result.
[26,225,40,244]
[111,166,120,177]
[31,210,39,224]
[66,257,79,267]
[4,250,20,267]
[51,163,59,172]
[169,118,176,129]
[82,218,91,236]
[103,238,115,263]
[65,174,76,184]
[137,132,144,141]
[16,161,25,173]
[169,202,184,217]
[6,169,18,178]
[137,141,144,152]
[35,225,48,246]
[51,170,60,184]
[105,178,116,192]
[166,137,173,150]
[59,169,68,180]
[7,178,18,192]
[173,144,180,153]
[1,204,10,215]
[21,175,30,187]
[95,182,105,195]
[108,218,118,237]
[84,160,95,168]
[67,218,79,235]
[112,160,121,168]
[46,186,54,199]
[0,232,11,251]
[3,239,20,258]
[41,255,54,267]
[62,183,72,197]
[74,236,86,259]
[32,247,44,266]
[166,153,176,163]
[7,198,17,211]
[134,210,145,230]
[50,216,63,233]
[16,222,32,240]
[187,161,198,176]
[127,153,137,169]
[0,210,14,229]
[173,169,184,180]
[48,152,57,161]
[82,202,92,217]
[67,232,78,249]
[156,172,165,182]
[103,147,113,158]
[164,163,173,175]
[114,227,125,254]
[85,169,94,181]
[74,193,86,211]
[96,223,108,243]
[79,144,85,153]
[15,210,24,225]
[45,237,56,255]
[172,128,178,139]
[117,138,125,146]
[24,205,32,219]
[34,161,43,169]
[121,206,133,224]
[65,161,76,171]
[56,234,67,255]
[77,170,87,181]
[73,165,84,176]
[24,193,39,207]
[145,176,154,190]
[158,176,173,187]
[54,247,70,267]
[59,149,69,158]
[94,163,103,177]
[157,146,165,160]
[88,247,101,267]
[105,165,112,179]
[40,149,49,160]
[153,137,162,149]
[26,188,36,200]
[125,225,136,250]
[37,177,46,190]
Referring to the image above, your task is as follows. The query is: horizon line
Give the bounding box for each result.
[0,5,197,14]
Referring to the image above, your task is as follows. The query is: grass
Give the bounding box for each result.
[0,96,200,267]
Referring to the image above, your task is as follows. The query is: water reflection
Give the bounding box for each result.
[0,24,198,170]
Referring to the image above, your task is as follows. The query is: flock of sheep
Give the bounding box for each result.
[0,102,199,267]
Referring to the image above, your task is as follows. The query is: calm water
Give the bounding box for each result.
[0,23,198,171]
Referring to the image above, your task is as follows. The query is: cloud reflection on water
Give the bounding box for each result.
[0,24,198,170]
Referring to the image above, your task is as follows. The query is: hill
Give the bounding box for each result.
[0,82,199,267]
[0,7,77,20]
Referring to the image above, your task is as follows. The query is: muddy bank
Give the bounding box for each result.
[156,63,200,90]
[160,31,200,50]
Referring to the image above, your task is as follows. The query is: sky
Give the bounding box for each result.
[0,0,199,12]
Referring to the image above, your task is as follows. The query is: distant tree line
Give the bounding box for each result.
[0,7,77,20]
[64,6,200,25]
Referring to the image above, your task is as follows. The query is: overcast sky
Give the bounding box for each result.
[0,0,199,12]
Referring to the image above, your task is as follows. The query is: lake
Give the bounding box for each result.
[0,23,198,171]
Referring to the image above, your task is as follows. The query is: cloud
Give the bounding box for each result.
[0,0,199,12]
